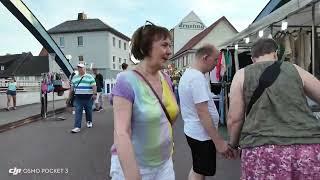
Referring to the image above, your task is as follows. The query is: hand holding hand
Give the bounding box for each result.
[215,140,233,159]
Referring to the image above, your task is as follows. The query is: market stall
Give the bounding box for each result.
[215,0,320,122]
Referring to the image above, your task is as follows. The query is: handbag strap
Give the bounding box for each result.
[133,70,172,125]
[246,61,283,116]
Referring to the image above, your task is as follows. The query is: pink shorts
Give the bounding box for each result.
[241,144,320,180]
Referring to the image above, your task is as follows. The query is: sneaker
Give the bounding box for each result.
[93,108,99,111]
[13,107,16,110]
[86,121,93,128]
[71,127,81,133]
[6,107,10,111]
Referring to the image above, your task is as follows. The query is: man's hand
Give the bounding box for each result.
[215,140,236,159]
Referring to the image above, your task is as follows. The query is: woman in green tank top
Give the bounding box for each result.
[6,77,17,111]
[227,38,320,179]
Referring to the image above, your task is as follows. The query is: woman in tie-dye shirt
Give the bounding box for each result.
[110,22,179,180]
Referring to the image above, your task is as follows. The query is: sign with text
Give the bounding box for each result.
[178,21,205,30]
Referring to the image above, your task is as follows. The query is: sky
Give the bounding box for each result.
[0,0,269,55]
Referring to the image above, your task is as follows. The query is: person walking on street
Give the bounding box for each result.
[110,21,179,180]
[6,77,17,111]
[178,44,235,180]
[68,63,97,133]
[93,68,104,112]
[228,38,320,179]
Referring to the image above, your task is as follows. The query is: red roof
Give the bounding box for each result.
[171,16,238,59]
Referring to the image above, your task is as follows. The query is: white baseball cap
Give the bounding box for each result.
[77,63,85,68]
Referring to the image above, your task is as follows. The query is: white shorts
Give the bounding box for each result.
[94,92,102,104]
[109,155,175,180]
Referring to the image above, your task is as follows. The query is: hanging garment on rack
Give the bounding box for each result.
[284,35,292,60]
[209,67,222,95]
[295,32,306,69]
[234,49,239,72]
[210,67,218,82]
[304,32,311,71]
[220,51,226,79]
[219,88,224,124]
[216,52,223,81]
[289,33,297,64]
[226,51,233,82]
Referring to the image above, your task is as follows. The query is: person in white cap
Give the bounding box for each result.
[68,63,97,133]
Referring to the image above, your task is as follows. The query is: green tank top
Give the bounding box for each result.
[241,61,320,148]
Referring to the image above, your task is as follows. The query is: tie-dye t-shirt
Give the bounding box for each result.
[111,70,179,167]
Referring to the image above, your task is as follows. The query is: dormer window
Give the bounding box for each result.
[0,65,4,71]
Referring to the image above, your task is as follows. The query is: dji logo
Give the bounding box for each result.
[8,167,21,175]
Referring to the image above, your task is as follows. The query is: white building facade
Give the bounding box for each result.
[171,11,206,54]
[170,16,238,70]
[47,13,131,93]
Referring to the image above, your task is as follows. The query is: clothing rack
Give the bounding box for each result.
[40,72,66,121]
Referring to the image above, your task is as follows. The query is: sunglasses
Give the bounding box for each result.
[142,20,155,30]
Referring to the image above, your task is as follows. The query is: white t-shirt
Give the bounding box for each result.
[178,68,219,141]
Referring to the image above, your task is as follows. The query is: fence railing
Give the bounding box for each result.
[0,80,41,88]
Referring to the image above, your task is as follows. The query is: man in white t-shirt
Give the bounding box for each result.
[178,44,234,180]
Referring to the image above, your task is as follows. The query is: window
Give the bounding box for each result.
[113,37,116,47]
[113,56,115,62]
[59,37,65,47]
[0,65,4,71]
[124,59,126,63]
[119,58,121,63]
[124,42,126,50]
[119,40,121,48]
[119,65,121,69]
[78,56,84,62]
[113,64,116,69]
[77,36,83,46]
[186,55,189,65]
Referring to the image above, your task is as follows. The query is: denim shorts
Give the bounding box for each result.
[6,90,16,96]
[110,154,175,180]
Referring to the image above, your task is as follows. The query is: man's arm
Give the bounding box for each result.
[227,69,245,147]
[190,77,231,156]
[195,102,229,154]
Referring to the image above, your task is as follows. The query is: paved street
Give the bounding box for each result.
[0,103,240,180]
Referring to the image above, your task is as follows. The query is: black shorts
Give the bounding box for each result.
[185,135,216,176]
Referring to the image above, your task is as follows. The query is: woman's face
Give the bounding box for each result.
[148,37,172,68]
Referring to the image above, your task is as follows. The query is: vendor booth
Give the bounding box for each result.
[215,0,320,123]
